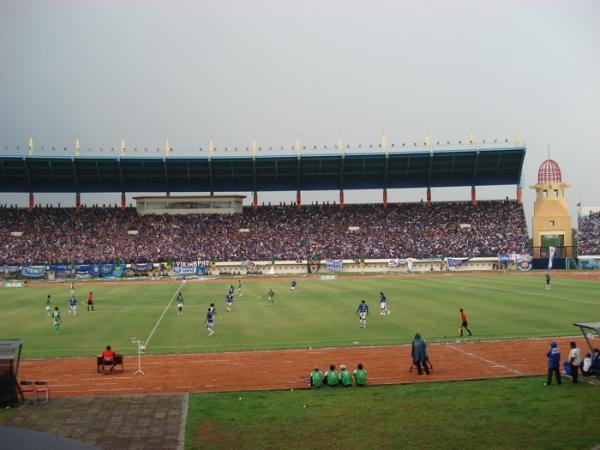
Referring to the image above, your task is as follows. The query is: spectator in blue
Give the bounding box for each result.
[545,341,562,386]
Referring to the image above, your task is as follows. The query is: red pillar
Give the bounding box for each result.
[121,192,126,210]
[471,186,477,207]
[296,190,301,209]
[252,191,258,211]
[426,187,431,207]
[383,188,388,208]
[339,190,344,209]
[76,193,81,214]
[28,193,34,213]
[516,186,523,205]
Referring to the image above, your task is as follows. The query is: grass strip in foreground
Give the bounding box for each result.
[186,377,600,449]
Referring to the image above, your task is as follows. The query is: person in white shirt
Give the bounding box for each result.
[568,341,581,383]
[582,353,592,375]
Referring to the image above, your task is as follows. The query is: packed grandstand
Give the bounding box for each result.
[0,200,529,265]
[578,210,600,255]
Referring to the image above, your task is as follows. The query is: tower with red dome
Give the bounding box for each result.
[529,159,573,257]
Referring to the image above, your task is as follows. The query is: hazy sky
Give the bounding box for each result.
[1,0,599,225]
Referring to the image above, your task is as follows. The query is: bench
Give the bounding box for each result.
[96,354,124,374]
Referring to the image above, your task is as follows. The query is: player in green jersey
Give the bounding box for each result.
[339,364,353,387]
[51,306,62,334]
[310,367,324,388]
[324,364,339,387]
[353,363,367,386]
[176,292,184,316]
[267,288,275,305]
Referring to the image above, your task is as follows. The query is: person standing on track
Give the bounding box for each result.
[87,291,95,311]
[411,333,430,375]
[568,341,581,384]
[545,341,561,386]
[356,300,369,328]
[459,308,472,336]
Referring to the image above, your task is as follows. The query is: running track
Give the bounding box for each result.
[18,337,587,397]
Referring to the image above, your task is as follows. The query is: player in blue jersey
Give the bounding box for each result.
[356,300,369,328]
[290,279,297,293]
[379,292,390,316]
[204,308,215,336]
[226,293,233,312]
[68,295,77,316]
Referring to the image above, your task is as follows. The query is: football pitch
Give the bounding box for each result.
[1,272,599,358]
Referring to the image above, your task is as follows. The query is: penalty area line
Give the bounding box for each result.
[145,282,185,348]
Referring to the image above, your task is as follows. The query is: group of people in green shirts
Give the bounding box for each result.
[310,363,367,387]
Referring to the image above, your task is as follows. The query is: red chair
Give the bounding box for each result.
[19,380,36,403]
[34,380,49,403]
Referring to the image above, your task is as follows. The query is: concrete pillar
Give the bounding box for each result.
[296,190,301,209]
[253,191,258,211]
[426,187,431,207]
[383,188,388,208]
[516,186,523,205]
[76,193,81,214]
[471,186,477,207]
[28,193,34,213]
[339,190,345,208]
[121,192,126,210]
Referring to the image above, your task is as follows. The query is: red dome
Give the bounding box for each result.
[537,159,562,183]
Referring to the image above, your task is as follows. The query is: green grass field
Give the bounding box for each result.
[1,272,599,358]
[184,377,600,449]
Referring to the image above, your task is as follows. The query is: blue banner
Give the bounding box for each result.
[517,254,532,271]
[447,257,471,268]
[0,265,21,274]
[325,259,343,272]
[20,266,46,278]
[172,261,206,275]
[133,263,154,271]
[579,259,600,269]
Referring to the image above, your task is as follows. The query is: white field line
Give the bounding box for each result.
[145,282,184,348]
[447,344,523,376]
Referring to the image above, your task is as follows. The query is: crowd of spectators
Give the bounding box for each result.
[0,200,529,265]
[578,211,600,255]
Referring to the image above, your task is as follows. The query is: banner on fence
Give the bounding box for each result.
[0,266,21,275]
[446,257,471,269]
[132,263,154,271]
[20,266,46,278]
[325,259,343,272]
[516,254,532,271]
[171,261,206,276]
[548,246,556,270]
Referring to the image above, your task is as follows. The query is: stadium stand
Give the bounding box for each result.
[0,200,528,265]
[578,211,600,255]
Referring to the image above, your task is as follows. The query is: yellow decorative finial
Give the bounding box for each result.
[425,131,432,150]
[469,131,475,148]
[252,136,257,156]
[75,137,80,157]
[165,138,171,156]
[294,136,300,154]
[380,133,387,151]
[120,138,126,157]
[337,135,344,152]
[515,127,521,146]
[209,138,214,156]
[28,136,33,156]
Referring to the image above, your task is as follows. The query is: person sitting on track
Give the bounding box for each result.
[324,364,340,387]
[310,367,324,388]
[353,363,367,386]
[339,364,353,387]
[101,345,117,372]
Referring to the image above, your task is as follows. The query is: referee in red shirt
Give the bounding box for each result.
[459,308,473,337]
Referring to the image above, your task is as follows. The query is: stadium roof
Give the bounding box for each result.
[0,147,525,193]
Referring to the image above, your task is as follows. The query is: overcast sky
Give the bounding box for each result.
[1,0,599,226]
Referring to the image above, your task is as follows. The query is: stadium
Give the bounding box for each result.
[1,137,599,448]
[2,2,600,449]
